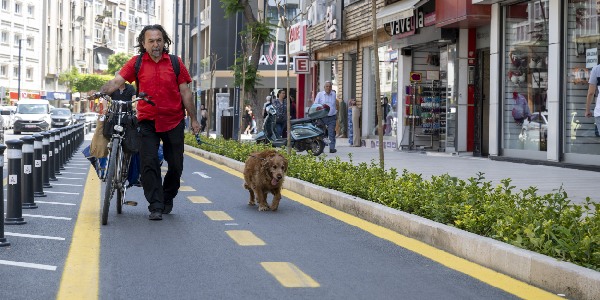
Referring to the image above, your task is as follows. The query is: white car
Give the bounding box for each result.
[84,112,99,128]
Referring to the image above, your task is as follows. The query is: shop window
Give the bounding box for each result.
[503,1,549,152]
[565,0,600,155]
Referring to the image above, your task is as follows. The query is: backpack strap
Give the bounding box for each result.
[134,54,143,96]
[133,54,180,96]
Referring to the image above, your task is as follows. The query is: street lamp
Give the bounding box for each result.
[17,38,24,101]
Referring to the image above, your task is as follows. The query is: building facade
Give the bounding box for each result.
[0,0,43,104]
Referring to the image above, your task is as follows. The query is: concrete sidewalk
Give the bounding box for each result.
[322,138,600,206]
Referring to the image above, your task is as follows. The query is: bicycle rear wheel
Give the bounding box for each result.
[102,139,120,225]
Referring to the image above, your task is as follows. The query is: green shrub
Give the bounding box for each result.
[185,135,600,271]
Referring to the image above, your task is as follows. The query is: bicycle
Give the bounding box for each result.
[93,92,155,225]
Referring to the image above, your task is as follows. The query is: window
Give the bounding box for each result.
[94,0,103,14]
[13,66,18,77]
[502,1,549,152]
[14,1,20,14]
[1,31,8,44]
[0,65,7,77]
[25,67,32,80]
[564,0,600,156]
[94,26,102,42]
[118,32,125,48]
[13,34,21,47]
[1,0,8,11]
[26,37,33,48]
[26,4,33,16]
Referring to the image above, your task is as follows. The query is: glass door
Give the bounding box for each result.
[442,45,458,152]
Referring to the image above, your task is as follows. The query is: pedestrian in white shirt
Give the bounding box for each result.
[314,81,338,153]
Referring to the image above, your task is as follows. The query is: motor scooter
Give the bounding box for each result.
[255,103,329,156]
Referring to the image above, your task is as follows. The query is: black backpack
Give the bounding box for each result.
[133,54,180,95]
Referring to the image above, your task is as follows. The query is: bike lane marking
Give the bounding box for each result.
[203,210,234,221]
[185,151,561,299]
[187,195,212,203]
[225,230,266,246]
[0,259,57,271]
[260,262,320,288]
[56,167,100,300]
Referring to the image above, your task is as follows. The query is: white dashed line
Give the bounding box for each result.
[43,191,80,195]
[22,214,72,220]
[4,232,66,240]
[35,200,77,206]
[49,183,83,187]
[54,177,85,180]
[0,259,57,271]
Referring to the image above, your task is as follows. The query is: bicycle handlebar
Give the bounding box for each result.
[91,91,156,106]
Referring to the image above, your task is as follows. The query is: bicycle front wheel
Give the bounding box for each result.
[102,139,120,225]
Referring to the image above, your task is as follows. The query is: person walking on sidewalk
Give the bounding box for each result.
[586,65,600,133]
[314,81,338,153]
[99,24,200,221]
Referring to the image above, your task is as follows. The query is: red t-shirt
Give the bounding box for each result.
[120,52,192,132]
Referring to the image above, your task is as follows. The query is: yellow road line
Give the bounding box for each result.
[203,210,233,221]
[261,262,320,288]
[226,230,266,246]
[179,185,196,192]
[186,150,561,299]
[188,196,212,203]
[56,167,100,300]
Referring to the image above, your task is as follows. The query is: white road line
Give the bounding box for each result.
[0,260,57,271]
[59,172,87,175]
[35,200,77,206]
[44,191,80,195]
[22,214,72,220]
[62,167,88,170]
[5,232,66,240]
[55,177,85,180]
[65,164,89,166]
[50,183,83,187]
[225,223,239,226]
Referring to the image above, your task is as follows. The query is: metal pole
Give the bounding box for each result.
[17,39,21,101]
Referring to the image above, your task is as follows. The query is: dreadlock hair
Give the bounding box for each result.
[135,24,172,54]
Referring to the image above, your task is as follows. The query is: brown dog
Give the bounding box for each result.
[243,149,288,211]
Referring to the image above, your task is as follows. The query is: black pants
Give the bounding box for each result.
[139,120,185,212]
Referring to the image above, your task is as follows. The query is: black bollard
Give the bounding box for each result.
[5,139,26,225]
[42,131,54,185]
[20,136,37,209]
[58,128,65,170]
[51,130,61,176]
[0,144,10,246]
[65,127,71,162]
[32,133,46,197]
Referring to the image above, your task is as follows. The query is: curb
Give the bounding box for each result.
[185,145,600,300]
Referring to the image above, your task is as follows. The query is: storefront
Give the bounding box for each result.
[478,0,600,166]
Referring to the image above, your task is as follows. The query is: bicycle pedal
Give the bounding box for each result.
[123,201,138,206]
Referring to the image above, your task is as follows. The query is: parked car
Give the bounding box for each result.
[84,112,99,128]
[50,108,74,128]
[13,99,51,134]
[73,113,87,124]
[0,107,15,129]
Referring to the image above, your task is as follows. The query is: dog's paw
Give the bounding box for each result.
[258,205,271,211]
[248,201,256,206]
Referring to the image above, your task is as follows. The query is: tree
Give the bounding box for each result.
[372,0,384,169]
[58,67,80,93]
[107,52,131,75]
[74,74,112,92]
[221,0,274,120]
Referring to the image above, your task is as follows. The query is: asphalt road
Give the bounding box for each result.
[0,129,560,300]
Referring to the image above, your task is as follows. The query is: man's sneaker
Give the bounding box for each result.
[149,211,162,220]
[329,149,337,153]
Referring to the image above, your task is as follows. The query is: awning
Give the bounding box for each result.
[377,0,420,26]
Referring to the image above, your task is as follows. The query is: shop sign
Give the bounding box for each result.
[46,92,71,100]
[586,48,597,69]
[409,72,422,82]
[325,4,338,39]
[294,56,310,74]
[289,20,307,55]
[387,17,414,36]
[118,20,127,29]
[10,91,41,100]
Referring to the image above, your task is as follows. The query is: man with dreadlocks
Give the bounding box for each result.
[99,24,200,221]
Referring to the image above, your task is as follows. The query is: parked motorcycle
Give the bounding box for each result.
[255,103,329,156]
